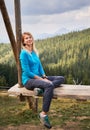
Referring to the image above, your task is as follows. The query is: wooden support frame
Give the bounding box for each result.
[14,0,22,87]
[27,96,39,112]
[0,0,18,62]
[0,0,22,86]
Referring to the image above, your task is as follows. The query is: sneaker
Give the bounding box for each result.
[34,88,44,96]
[39,113,52,129]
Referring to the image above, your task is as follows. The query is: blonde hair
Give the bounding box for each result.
[22,32,38,55]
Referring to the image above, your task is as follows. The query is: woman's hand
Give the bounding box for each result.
[42,78,52,83]
[34,75,51,83]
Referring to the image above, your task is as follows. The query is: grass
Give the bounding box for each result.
[0,90,90,129]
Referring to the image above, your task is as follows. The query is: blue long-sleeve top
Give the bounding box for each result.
[20,49,45,85]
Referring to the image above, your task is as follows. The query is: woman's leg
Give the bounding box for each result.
[24,79,54,112]
[47,76,65,88]
[24,79,53,128]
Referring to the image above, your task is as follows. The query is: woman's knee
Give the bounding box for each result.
[61,76,65,83]
[45,82,54,89]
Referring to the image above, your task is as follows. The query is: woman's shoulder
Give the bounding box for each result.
[20,49,28,57]
[21,49,29,54]
[32,51,39,57]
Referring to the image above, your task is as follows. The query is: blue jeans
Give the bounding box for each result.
[24,76,65,112]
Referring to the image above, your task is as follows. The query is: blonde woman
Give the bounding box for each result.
[20,32,65,129]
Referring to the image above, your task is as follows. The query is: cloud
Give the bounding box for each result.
[4,0,90,15]
[75,6,90,20]
[21,6,90,25]
[21,0,90,15]
[0,0,90,43]
[21,6,90,39]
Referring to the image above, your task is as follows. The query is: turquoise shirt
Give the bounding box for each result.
[20,49,45,85]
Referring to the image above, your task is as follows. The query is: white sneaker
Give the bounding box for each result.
[34,88,44,96]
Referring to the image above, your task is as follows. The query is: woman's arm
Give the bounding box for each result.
[20,51,37,78]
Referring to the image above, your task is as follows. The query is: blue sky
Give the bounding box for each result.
[0,0,90,43]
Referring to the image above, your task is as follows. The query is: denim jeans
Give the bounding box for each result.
[24,76,65,112]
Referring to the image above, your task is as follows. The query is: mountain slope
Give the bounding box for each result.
[0,28,90,85]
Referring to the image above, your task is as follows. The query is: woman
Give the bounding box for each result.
[20,32,65,129]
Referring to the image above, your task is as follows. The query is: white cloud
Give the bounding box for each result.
[21,5,90,34]
[0,0,90,43]
[20,0,90,15]
[75,6,90,20]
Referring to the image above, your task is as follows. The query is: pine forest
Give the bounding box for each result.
[0,28,90,88]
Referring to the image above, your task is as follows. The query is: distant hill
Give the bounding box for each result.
[0,28,90,85]
[0,43,15,65]
[35,27,70,40]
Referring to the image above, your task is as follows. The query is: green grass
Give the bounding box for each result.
[50,99,90,129]
[0,95,39,126]
[0,91,90,129]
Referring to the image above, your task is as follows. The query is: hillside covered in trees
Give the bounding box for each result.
[0,28,90,87]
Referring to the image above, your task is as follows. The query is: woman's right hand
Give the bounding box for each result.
[42,78,52,83]
[34,75,52,83]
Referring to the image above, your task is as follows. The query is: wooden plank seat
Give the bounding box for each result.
[8,84,90,112]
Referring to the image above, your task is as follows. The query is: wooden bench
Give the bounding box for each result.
[8,84,90,112]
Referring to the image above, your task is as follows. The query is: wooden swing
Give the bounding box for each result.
[0,0,90,113]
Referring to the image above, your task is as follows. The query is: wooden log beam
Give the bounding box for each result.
[0,0,18,63]
[14,0,22,87]
[8,84,90,100]
[53,84,90,100]
[14,0,22,53]
[8,84,90,111]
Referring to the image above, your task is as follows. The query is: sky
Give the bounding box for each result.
[0,0,90,43]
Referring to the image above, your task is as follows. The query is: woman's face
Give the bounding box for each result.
[23,34,33,46]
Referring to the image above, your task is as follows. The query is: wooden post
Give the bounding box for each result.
[14,0,22,53]
[27,96,38,112]
[14,0,22,87]
[0,0,18,63]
